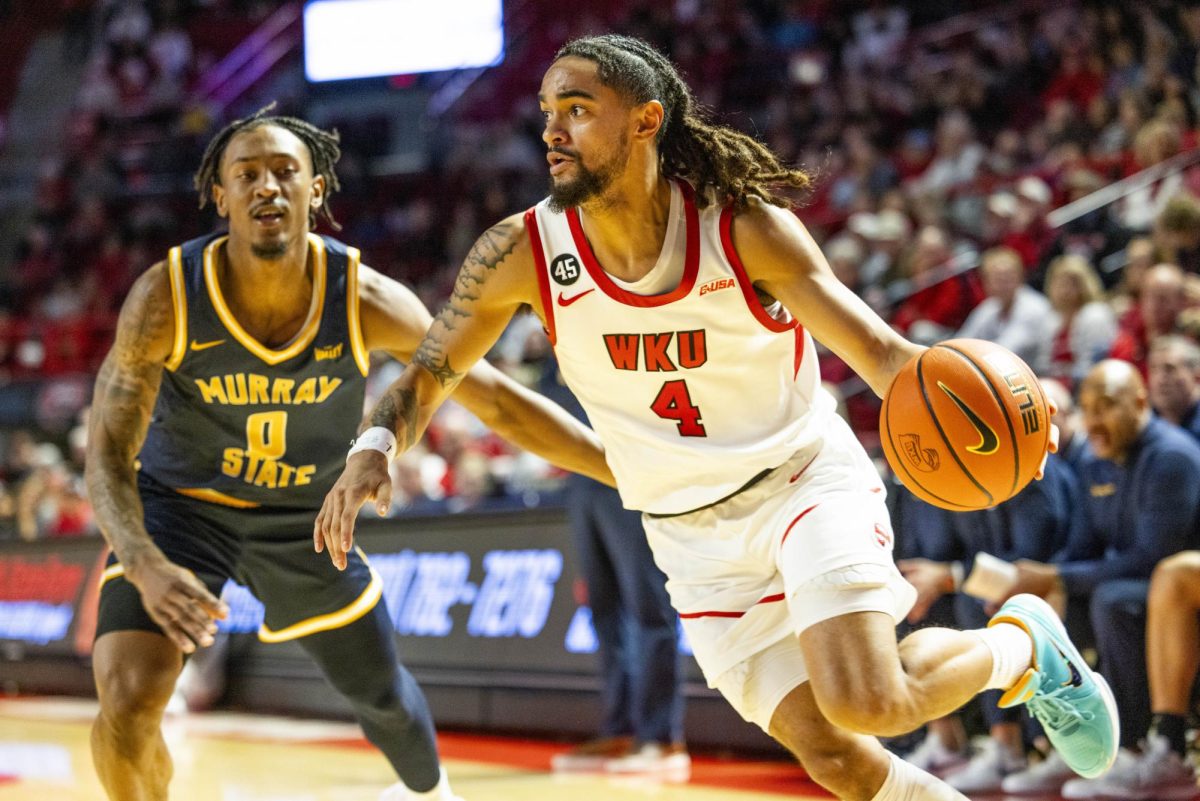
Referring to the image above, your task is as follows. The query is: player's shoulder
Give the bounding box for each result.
[111,259,176,357]
[730,194,803,230]
[726,195,814,273]
[125,259,173,310]
[462,212,535,275]
[354,260,423,320]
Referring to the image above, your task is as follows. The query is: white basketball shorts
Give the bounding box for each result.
[642,414,917,731]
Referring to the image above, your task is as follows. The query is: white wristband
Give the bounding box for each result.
[347,426,398,462]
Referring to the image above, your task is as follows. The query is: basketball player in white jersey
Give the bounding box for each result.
[317,35,1118,801]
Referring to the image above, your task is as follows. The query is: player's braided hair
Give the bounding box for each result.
[194,104,343,230]
[554,34,811,209]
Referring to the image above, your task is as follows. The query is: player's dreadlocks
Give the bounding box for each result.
[555,35,811,210]
[194,104,343,230]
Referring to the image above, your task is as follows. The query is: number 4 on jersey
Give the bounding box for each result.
[651,380,706,437]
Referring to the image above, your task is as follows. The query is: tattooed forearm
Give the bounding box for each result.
[370,386,423,449]
[398,387,419,449]
[413,348,463,388]
[370,392,400,432]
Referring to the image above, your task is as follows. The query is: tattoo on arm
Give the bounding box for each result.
[413,351,461,388]
[371,387,420,449]
[86,273,171,567]
[412,221,518,387]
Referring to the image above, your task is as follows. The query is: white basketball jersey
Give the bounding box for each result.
[527,180,835,514]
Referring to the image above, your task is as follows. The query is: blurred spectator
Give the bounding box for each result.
[1147,334,1200,441]
[1153,194,1200,275]
[1110,263,1187,377]
[1044,255,1118,386]
[1041,377,1087,473]
[956,247,1054,373]
[848,209,911,290]
[888,224,982,344]
[1110,236,1157,321]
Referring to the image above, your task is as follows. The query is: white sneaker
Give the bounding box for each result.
[1002,749,1078,794]
[901,733,970,775]
[604,742,691,783]
[944,738,1027,794]
[551,736,634,773]
[379,769,464,801]
[1060,734,1199,800]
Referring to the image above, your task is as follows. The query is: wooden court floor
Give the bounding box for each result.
[0,697,830,801]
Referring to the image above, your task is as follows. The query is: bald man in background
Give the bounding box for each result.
[1001,360,1200,783]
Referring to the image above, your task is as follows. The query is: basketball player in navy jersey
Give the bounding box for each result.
[318,36,1119,801]
[85,108,613,801]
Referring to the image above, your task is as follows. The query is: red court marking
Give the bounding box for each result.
[318,731,830,797]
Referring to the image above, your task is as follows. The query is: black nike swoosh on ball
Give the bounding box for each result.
[937,380,1000,455]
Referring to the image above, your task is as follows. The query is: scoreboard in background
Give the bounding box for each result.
[303,0,505,83]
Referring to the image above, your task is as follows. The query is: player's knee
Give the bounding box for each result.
[94,660,174,731]
[775,722,855,781]
[817,690,914,738]
[1151,552,1200,599]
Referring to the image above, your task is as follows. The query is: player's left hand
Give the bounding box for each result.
[314,451,392,570]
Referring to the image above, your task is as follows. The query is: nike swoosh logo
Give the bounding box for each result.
[1055,644,1084,688]
[190,339,226,352]
[937,381,999,455]
[557,289,595,307]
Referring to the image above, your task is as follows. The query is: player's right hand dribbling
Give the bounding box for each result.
[126,554,228,653]
[314,450,392,571]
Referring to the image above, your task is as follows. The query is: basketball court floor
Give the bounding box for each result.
[0,696,832,801]
[0,696,1081,800]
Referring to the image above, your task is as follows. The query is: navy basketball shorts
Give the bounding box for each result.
[96,474,380,644]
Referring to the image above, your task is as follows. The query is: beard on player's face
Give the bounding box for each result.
[250,239,290,259]
[547,134,629,213]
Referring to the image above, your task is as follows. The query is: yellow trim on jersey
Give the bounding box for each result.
[100,563,125,588]
[164,247,188,371]
[345,246,370,376]
[257,549,382,643]
[202,233,327,365]
[175,487,261,508]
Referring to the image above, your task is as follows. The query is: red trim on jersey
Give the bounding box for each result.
[719,206,799,334]
[525,208,556,346]
[793,326,805,380]
[719,205,808,379]
[678,592,786,620]
[780,503,821,548]
[565,180,700,307]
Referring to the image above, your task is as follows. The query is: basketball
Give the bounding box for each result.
[880,339,1052,511]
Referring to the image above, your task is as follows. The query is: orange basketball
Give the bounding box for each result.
[880,338,1051,511]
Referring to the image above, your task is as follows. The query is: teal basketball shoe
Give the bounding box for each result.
[988,593,1119,779]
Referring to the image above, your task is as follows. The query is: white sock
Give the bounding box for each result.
[871,751,969,801]
[409,768,454,800]
[972,623,1034,691]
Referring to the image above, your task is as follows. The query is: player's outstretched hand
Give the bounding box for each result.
[314,450,392,570]
[127,555,227,654]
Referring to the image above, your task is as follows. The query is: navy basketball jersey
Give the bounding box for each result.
[138,233,370,510]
